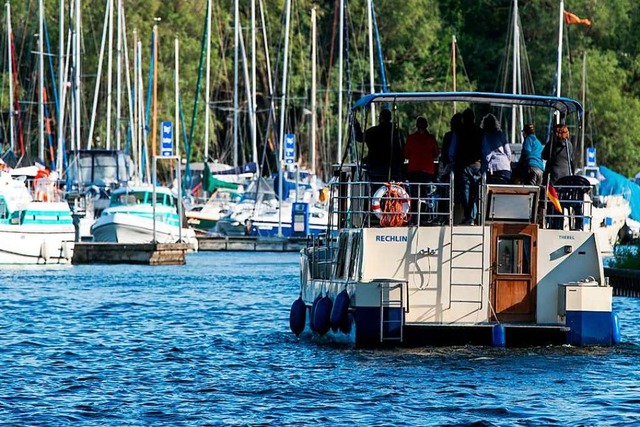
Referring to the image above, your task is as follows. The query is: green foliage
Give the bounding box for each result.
[2,0,640,180]
[609,245,640,270]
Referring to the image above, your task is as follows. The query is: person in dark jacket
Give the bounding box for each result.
[354,108,405,183]
[451,108,483,224]
[542,123,573,185]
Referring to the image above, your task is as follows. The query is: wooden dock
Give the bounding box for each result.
[72,242,189,265]
[605,267,640,298]
[197,236,307,252]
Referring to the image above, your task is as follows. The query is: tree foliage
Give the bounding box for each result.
[1,0,640,178]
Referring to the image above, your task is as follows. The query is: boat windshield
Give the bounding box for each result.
[111,191,175,207]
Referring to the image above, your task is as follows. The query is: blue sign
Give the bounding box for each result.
[161,121,173,157]
[586,147,596,166]
[284,133,296,164]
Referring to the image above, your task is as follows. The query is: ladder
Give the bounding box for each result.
[448,177,486,307]
[379,280,407,343]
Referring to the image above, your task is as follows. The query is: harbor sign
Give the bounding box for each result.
[161,122,173,157]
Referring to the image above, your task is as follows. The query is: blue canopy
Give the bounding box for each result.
[599,166,640,221]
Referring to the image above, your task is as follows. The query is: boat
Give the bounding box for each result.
[214,172,330,238]
[0,170,74,264]
[91,185,198,251]
[290,92,620,348]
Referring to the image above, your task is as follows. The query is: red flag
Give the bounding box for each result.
[564,11,591,26]
[547,184,563,213]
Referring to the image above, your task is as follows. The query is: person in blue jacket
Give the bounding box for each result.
[516,123,544,185]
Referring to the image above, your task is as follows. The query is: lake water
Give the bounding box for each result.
[1,252,639,425]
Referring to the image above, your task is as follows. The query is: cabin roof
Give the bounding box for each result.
[352,91,583,115]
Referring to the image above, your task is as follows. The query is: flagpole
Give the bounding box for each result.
[555,0,564,104]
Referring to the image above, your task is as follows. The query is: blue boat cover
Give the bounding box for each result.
[599,166,640,221]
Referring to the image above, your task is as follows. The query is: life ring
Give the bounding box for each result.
[371,183,411,226]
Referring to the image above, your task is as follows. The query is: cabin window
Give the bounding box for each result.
[0,199,7,219]
[348,233,361,280]
[497,235,531,274]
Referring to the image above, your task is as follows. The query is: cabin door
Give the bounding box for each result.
[490,224,537,322]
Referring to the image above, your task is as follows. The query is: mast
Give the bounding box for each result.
[6,2,15,154]
[175,37,180,159]
[250,0,257,164]
[74,0,81,150]
[556,1,564,101]
[86,0,111,149]
[38,0,45,161]
[337,0,344,160]
[510,0,519,145]
[579,50,586,170]
[106,0,114,149]
[204,0,211,162]
[277,0,292,237]
[367,0,376,124]
[310,7,317,176]
[116,0,123,150]
[452,35,457,113]
[233,0,239,167]
[56,0,64,170]
[152,18,159,159]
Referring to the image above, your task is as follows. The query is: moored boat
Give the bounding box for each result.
[291,92,620,348]
[0,171,74,264]
[91,185,198,251]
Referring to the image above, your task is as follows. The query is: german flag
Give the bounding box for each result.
[564,11,591,27]
[547,184,563,213]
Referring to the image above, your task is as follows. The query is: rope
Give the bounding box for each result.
[379,183,410,227]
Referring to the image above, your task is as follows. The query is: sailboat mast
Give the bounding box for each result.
[251,0,257,164]
[116,0,123,150]
[310,7,317,177]
[277,0,292,237]
[452,35,457,113]
[367,0,376,124]
[106,0,114,149]
[175,37,180,159]
[74,0,81,150]
[86,0,111,149]
[56,0,64,171]
[510,0,519,145]
[6,2,15,154]
[233,0,239,167]
[152,18,159,159]
[38,0,45,161]
[337,0,344,160]
[579,50,586,170]
[204,0,211,162]
[556,0,564,101]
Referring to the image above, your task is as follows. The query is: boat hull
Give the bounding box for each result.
[0,225,74,264]
[91,213,198,251]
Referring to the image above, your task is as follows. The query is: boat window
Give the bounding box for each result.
[0,199,7,219]
[348,233,361,279]
[497,235,531,274]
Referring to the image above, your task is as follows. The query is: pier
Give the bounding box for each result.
[72,242,189,265]
[605,268,640,298]
[197,236,307,252]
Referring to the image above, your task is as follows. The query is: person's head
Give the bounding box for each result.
[522,123,535,136]
[462,108,475,125]
[481,113,500,132]
[379,109,392,123]
[554,124,569,140]
[450,112,463,130]
[416,116,428,130]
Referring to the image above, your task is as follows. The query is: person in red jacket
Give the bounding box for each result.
[403,116,440,224]
[403,116,439,183]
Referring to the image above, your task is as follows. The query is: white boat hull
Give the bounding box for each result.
[0,225,74,264]
[91,213,198,251]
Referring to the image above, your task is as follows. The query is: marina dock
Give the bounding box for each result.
[72,242,189,265]
[197,236,307,252]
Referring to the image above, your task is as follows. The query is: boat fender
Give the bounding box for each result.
[492,324,506,347]
[62,241,73,261]
[309,294,323,333]
[289,296,306,336]
[40,241,51,263]
[330,289,351,332]
[313,295,333,336]
[612,311,621,344]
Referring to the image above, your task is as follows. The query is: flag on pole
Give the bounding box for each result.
[547,184,563,213]
[564,11,591,26]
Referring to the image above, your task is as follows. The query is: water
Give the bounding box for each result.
[1,252,639,426]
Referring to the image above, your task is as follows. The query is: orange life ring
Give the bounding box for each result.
[371,183,411,226]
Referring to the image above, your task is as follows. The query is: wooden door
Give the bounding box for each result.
[490,224,538,322]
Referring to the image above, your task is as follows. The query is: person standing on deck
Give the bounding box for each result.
[354,108,405,183]
[403,116,439,183]
[480,113,512,184]
[543,123,573,185]
[516,123,544,185]
[451,108,483,225]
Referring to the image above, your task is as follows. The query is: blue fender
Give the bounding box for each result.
[612,311,621,344]
[309,294,323,333]
[313,295,333,336]
[289,296,306,336]
[330,289,351,332]
[492,324,506,347]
